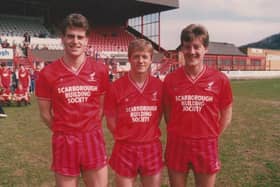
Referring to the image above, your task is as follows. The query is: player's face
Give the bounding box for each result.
[61,27,88,58]
[19,65,25,71]
[129,50,152,74]
[181,38,208,67]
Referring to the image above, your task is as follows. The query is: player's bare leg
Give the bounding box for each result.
[168,169,187,187]
[55,173,78,187]
[141,172,161,187]
[82,165,108,187]
[194,173,216,187]
[115,173,135,187]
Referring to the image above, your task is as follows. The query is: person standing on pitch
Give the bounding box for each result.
[163,24,233,187]
[104,39,163,187]
[36,13,109,187]
[0,64,7,117]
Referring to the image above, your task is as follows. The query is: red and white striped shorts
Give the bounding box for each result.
[109,139,163,177]
[51,129,107,176]
[165,135,221,174]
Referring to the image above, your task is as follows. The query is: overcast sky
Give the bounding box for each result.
[160,0,280,49]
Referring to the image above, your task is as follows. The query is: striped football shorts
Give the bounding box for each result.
[109,139,163,177]
[165,134,221,174]
[51,129,107,176]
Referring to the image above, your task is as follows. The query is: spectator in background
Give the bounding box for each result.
[23,32,31,45]
[23,32,31,56]
[86,45,94,57]
[32,64,41,95]
[1,39,10,48]
[36,13,109,187]
[13,67,19,92]
[29,68,35,94]
[163,24,233,187]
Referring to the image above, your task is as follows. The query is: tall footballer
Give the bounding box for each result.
[36,13,109,187]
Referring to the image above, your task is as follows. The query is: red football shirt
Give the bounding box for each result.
[14,88,26,96]
[0,68,11,89]
[163,66,233,139]
[105,74,163,143]
[36,57,109,133]
[19,69,30,90]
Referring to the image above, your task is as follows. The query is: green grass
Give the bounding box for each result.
[0,78,280,186]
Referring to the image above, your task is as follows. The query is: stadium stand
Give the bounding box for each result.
[0,15,49,37]
[0,0,180,78]
[89,26,135,52]
[1,0,269,79]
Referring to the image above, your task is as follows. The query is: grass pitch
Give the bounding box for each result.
[0,78,279,187]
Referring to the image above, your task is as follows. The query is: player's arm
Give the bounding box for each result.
[37,99,53,129]
[163,89,171,124]
[219,103,232,134]
[103,85,117,134]
[100,66,110,119]
[162,79,172,124]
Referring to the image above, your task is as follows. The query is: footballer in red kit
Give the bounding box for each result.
[0,63,12,103]
[0,63,12,91]
[105,74,162,143]
[36,13,109,187]
[104,39,163,187]
[18,64,30,92]
[36,57,109,132]
[164,66,232,138]
[164,24,233,187]
[13,83,30,105]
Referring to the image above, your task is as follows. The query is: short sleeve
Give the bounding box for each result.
[35,70,52,100]
[163,76,172,108]
[97,64,109,95]
[219,76,233,110]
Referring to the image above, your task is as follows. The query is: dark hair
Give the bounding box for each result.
[128,39,153,58]
[60,13,90,36]
[180,24,209,48]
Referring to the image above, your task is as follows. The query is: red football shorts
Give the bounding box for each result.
[165,134,221,174]
[51,129,107,176]
[109,139,164,177]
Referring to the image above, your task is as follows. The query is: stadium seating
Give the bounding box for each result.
[1,23,135,52]
[0,14,63,51]
[1,36,63,51]
[0,14,49,37]
[89,26,135,53]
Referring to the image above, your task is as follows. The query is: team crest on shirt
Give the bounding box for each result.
[151,91,158,101]
[205,81,214,91]
[88,72,96,82]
